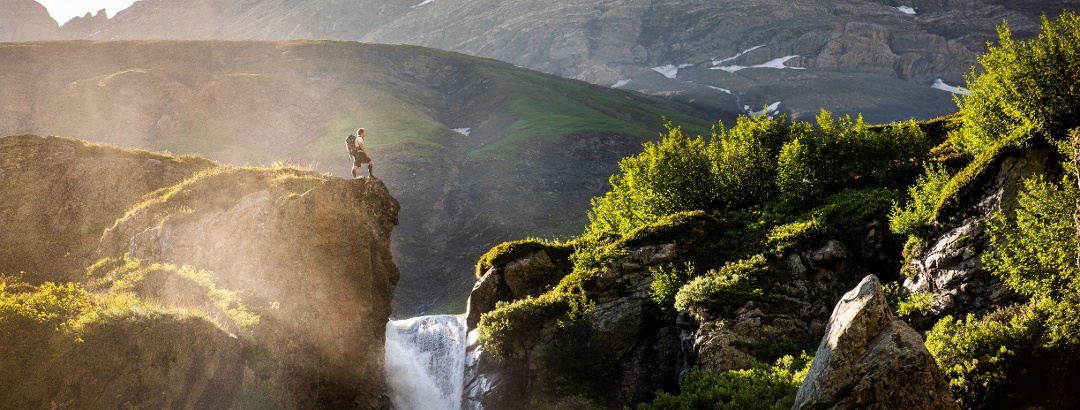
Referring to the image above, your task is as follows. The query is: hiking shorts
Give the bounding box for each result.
[352,151,371,166]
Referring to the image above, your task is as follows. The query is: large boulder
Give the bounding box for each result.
[793,275,958,410]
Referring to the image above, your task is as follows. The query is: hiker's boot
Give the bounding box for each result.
[368,165,374,178]
[351,169,357,179]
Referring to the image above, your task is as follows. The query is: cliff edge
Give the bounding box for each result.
[0,135,399,409]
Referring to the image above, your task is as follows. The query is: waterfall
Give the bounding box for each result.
[385,315,468,410]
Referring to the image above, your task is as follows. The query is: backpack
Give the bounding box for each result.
[346,134,358,156]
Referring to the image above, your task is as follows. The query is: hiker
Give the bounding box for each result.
[346,128,374,178]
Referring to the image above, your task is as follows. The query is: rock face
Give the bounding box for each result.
[97,170,400,409]
[0,135,401,409]
[0,0,60,41]
[793,275,958,410]
[463,213,902,409]
[0,135,216,281]
[464,218,713,409]
[2,313,246,409]
[9,0,1077,122]
[904,144,1058,328]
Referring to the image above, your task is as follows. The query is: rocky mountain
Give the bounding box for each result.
[0,135,399,408]
[8,0,1080,122]
[0,0,60,40]
[0,40,713,316]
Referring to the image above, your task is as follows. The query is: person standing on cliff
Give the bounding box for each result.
[346,128,375,179]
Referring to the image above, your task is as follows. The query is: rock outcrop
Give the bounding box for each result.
[0,135,216,281]
[464,212,902,409]
[1,312,246,409]
[0,0,60,41]
[793,275,958,410]
[97,170,400,409]
[904,144,1059,328]
[0,135,400,409]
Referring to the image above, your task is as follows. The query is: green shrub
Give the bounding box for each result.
[775,124,818,203]
[638,354,811,410]
[587,113,928,237]
[952,12,1080,158]
[475,238,575,279]
[925,294,1080,409]
[587,123,714,235]
[890,164,954,239]
[766,188,898,254]
[924,308,1032,407]
[709,115,788,209]
[984,174,1079,299]
[477,293,577,362]
[674,255,771,320]
[649,262,697,311]
[893,288,935,318]
[812,112,929,194]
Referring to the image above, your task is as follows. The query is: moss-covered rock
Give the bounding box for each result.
[0,135,401,409]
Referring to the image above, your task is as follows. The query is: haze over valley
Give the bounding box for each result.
[3,1,1080,409]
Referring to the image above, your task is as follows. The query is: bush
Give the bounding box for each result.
[638,354,811,410]
[649,262,697,312]
[587,113,928,237]
[709,115,788,209]
[587,123,714,235]
[477,293,579,362]
[952,12,1080,157]
[674,255,771,320]
[926,308,1034,409]
[984,174,1079,299]
[890,163,954,239]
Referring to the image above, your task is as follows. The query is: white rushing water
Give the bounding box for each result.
[385,315,468,410]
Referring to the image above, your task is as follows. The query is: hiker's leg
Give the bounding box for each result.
[351,164,358,179]
[368,163,374,177]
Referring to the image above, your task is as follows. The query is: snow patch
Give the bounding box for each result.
[707,86,732,94]
[713,45,765,65]
[714,55,805,73]
[897,6,916,15]
[453,128,471,136]
[412,0,437,7]
[652,64,693,79]
[612,79,631,88]
[931,79,971,95]
[652,65,679,79]
[744,102,782,118]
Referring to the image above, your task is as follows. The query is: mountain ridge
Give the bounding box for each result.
[5,0,1078,122]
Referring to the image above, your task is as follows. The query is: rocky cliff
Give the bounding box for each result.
[463,209,905,409]
[0,135,399,409]
[903,142,1061,329]
[12,0,1079,122]
[0,0,60,41]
